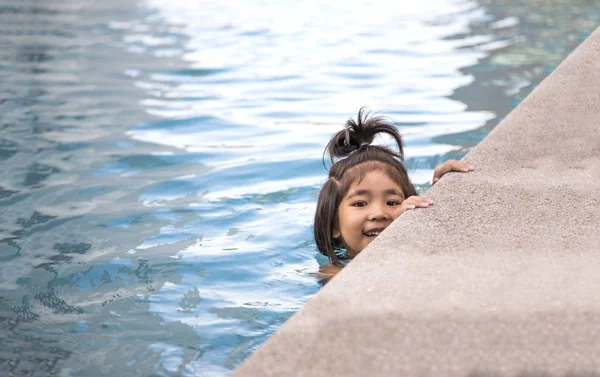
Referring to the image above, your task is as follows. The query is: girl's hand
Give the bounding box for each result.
[432,159,473,184]
[399,195,433,214]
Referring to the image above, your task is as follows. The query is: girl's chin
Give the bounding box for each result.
[363,236,376,244]
[347,237,377,257]
[359,237,375,249]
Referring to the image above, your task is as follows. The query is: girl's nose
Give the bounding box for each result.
[368,204,390,221]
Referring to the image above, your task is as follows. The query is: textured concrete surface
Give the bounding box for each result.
[232,27,600,377]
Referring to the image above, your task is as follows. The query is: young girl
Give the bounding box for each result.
[314,108,472,282]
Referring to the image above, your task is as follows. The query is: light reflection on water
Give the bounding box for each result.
[0,0,598,375]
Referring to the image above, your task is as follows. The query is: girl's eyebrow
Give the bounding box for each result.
[384,189,405,198]
[346,189,370,199]
[346,188,405,200]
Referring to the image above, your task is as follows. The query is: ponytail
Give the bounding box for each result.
[324,108,405,169]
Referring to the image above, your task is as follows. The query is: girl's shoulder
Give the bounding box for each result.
[318,263,344,277]
[314,263,345,285]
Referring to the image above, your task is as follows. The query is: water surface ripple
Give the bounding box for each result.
[0,0,598,375]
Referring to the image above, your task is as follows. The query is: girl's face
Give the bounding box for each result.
[333,169,405,257]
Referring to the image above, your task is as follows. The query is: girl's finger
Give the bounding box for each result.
[432,164,451,179]
[406,199,431,207]
[454,161,473,172]
[406,196,432,204]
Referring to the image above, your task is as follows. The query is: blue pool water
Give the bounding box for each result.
[1,0,598,375]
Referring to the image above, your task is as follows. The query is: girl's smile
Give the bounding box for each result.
[333,169,405,258]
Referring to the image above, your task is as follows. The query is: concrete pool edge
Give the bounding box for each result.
[232,26,600,377]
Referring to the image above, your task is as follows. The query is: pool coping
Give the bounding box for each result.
[232,26,600,376]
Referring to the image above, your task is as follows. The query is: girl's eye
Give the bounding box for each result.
[387,200,401,206]
[351,201,367,207]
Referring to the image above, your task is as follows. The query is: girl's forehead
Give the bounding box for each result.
[348,170,403,191]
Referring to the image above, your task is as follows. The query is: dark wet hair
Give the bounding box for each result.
[314,108,417,266]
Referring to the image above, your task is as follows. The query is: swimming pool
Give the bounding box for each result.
[1,0,598,375]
